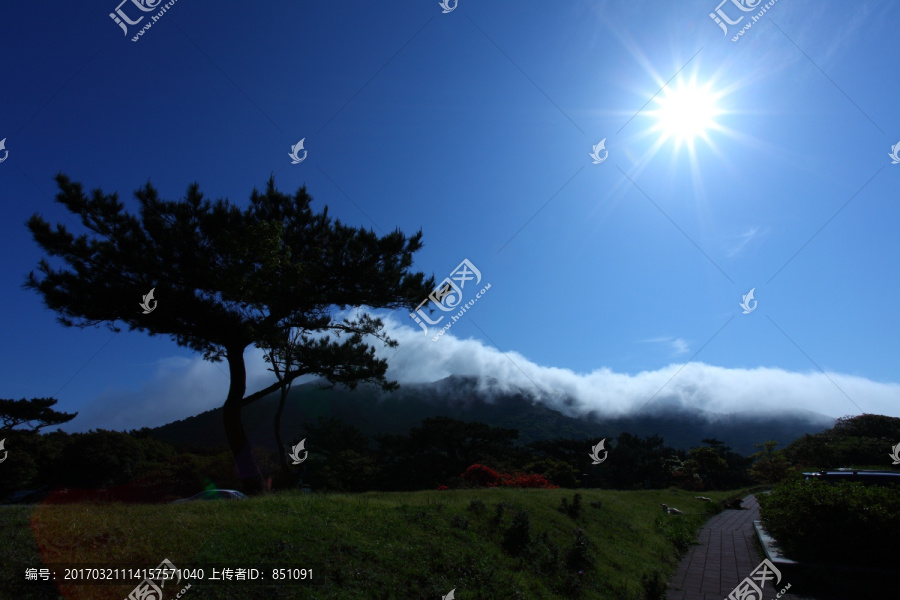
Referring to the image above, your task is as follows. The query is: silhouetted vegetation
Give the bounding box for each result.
[0,397,76,432]
[25,174,435,493]
[781,413,900,470]
[2,412,777,504]
[740,414,900,488]
[558,493,583,519]
[502,509,532,555]
[759,476,900,568]
[748,440,791,484]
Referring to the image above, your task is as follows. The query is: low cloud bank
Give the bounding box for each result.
[69,312,899,432]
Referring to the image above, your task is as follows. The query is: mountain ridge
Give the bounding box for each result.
[144,375,835,455]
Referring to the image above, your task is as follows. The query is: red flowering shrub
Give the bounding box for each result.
[463,464,501,487]
[462,465,559,488]
[436,485,448,491]
[499,471,559,489]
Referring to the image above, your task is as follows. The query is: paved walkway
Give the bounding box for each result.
[665,495,809,600]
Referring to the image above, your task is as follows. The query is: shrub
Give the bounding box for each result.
[558,493,582,518]
[463,464,501,487]
[467,498,487,514]
[641,570,667,600]
[498,471,560,489]
[525,457,581,487]
[565,528,593,571]
[502,510,532,555]
[450,514,469,530]
[758,478,900,568]
[748,441,792,484]
[589,500,602,510]
[536,530,560,574]
[491,501,513,526]
[463,465,560,489]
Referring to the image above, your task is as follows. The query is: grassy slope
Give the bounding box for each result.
[0,487,741,600]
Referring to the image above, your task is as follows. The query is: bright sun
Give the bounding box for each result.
[650,79,723,145]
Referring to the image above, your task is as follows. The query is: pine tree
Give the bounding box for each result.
[25,173,434,492]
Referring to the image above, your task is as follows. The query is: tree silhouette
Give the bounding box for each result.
[262,326,303,476]
[25,174,434,492]
[0,397,77,432]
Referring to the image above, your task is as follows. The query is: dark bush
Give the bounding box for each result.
[450,514,469,530]
[502,510,532,555]
[558,493,582,519]
[467,498,487,514]
[491,501,513,526]
[565,527,593,571]
[524,457,581,487]
[536,530,560,574]
[641,570,667,600]
[758,478,900,568]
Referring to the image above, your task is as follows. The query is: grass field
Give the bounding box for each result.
[0,487,743,600]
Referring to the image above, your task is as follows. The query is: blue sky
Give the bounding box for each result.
[1,1,898,433]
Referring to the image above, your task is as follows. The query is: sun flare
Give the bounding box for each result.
[650,79,723,145]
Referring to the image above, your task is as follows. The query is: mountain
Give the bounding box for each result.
[145,375,835,455]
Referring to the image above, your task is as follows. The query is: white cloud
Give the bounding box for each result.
[725,227,762,258]
[70,348,316,433]
[374,313,900,420]
[69,311,900,431]
[641,336,690,356]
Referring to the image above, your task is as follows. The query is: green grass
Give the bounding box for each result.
[0,487,744,600]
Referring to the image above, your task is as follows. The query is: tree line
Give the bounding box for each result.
[1,397,757,501]
[3,397,895,502]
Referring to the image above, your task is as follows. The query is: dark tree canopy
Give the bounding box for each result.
[0,397,77,432]
[25,174,435,492]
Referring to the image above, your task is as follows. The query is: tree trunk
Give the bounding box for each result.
[274,387,289,473]
[223,345,264,494]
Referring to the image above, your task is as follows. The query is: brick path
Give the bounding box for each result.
[665,495,810,600]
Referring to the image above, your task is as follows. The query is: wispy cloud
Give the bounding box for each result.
[725,227,763,258]
[641,336,690,356]
[811,3,872,68]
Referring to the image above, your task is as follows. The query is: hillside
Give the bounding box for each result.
[145,375,834,455]
[1,486,732,600]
